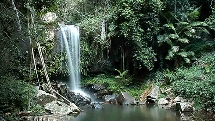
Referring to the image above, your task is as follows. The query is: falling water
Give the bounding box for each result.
[59,25,80,90]
[11,0,22,31]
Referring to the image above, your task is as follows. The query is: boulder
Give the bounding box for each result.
[158,98,169,105]
[96,89,113,98]
[21,115,75,121]
[91,83,109,92]
[180,112,194,121]
[117,92,136,105]
[50,82,91,106]
[146,85,160,103]
[65,90,91,106]
[104,94,118,104]
[180,102,194,112]
[173,96,184,103]
[44,101,80,115]
[90,102,104,109]
[170,102,181,111]
[36,90,57,106]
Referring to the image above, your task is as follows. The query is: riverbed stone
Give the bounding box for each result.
[104,94,118,104]
[146,85,160,103]
[180,112,194,121]
[117,92,136,105]
[96,89,113,98]
[51,82,91,106]
[21,114,75,121]
[65,90,91,106]
[44,101,80,115]
[36,90,57,106]
[180,102,194,112]
[173,96,184,103]
[90,102,104,109]
[158,98,169,105]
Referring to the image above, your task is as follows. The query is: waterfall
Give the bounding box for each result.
[59,25,80,90]
[11,0,21,31]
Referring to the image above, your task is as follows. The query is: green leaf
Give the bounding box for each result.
[165,51,174,60]
[121,70,129,77]
[172,46,179,53]
[157,34,172,46]
[188,7,200,21]
[184,58,191,63]
[190,22,208,27]
[178,38,189,43]
[176,22,189,27]
[178,52,188,57]
[164,23,175,31]
[169,34,179,39]
[199,27,210,34]
[184,31,192,37]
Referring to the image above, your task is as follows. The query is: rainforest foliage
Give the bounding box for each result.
[1,0,215,116]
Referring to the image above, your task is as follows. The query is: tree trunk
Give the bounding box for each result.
[121,39,125,72]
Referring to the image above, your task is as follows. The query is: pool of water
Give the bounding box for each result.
[74,104,181,121]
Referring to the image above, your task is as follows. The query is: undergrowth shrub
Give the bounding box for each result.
[171,52,215,111]
[81,74,146,99]
[0,76,35,113]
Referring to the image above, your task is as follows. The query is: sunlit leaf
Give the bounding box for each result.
[169,34,179,39]
[178,38,189,43]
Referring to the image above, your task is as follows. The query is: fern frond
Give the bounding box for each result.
[115,69,122,75]
[178,52,188,57]
[169,34,179,39]
[184,58,191,63]
[164,23,176,31]
[188,7,201,21]
[190,22,207,27]
[121,70,129,77]
[178,38,189,43]
[157,34,172,46]
[172,46,179,53]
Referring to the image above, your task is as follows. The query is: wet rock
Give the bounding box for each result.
[173,96,184,103]
[104,94,118,104]
[180,112,194,121]
[170,102,194,112]
[44,101,80,115]
[21,115,75,121]
[180,102,194,112]
[36,90,57,106]
[65,90,91,106]
[51,82,91,106]
[96,89,113,98]
[146,85,160,103]
[170,102,181,111]
[92,84,107,91]
[85,83,109,92]
[117,92,136,105]
[158,98,169,105]
[138,101,146,105]
[90,102,104,109]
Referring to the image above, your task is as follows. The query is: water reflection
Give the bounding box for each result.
[74,104,181,121]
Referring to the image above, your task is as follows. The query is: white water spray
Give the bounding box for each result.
[11,0,21,31]
[59,25,80,90]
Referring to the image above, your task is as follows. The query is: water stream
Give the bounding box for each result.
[75,104,181,121]
[59,25,80,90]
